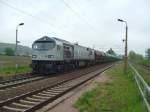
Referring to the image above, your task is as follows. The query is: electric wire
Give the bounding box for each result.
[61,0,97,33]
[0,0,64,35]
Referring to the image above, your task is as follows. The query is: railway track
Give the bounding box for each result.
[0,64,109,90]
[0,64,110,102]
[0,67,95,90]
[129,62,150,72]
[0,75,45,90]
[0,73,33,83]
[142,65,150,71]
[0,64,113,112]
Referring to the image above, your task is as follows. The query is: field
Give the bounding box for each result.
[130,58,150,85]
[133,64,150,86]
[0,55,31,76]
[75,63,146,112]
[141,60,150,66]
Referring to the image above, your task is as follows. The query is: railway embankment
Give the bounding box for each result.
[74,63,146,112]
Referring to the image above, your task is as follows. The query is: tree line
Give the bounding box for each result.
[3,47,150,60]
[4,47,15,56]
[129,48,150,65]
[146,49,150,59]
[1,47,30,56]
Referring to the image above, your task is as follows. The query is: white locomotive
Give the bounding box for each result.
[32,36,119,74]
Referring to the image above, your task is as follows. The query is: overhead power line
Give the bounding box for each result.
[0,0,63,34]
[0,0,98,35]
[61,0,97,33]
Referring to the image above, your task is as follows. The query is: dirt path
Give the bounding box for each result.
[42,72,111,112]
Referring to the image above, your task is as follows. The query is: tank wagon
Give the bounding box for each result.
[32,36,120,74]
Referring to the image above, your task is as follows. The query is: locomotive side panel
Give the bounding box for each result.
[74,45,95,67]
[63,43,74,61]
[74,45,89,60]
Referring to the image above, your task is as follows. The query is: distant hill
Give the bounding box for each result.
[0,43,32,56]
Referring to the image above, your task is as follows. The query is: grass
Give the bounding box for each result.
[0,55,31,67]
[0,55,31,76]
[75,63,147,112]
[0,66,32,77]
[141,60,150,67]
[133,64,150,86]
[131,58,150,85]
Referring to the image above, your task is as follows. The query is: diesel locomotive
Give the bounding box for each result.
[31,36,120,74]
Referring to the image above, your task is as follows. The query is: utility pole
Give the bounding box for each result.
[15,23,24,55]
[125,24,128,73]
[15,23,24,75]
[118,19,128,74]
[15,28,18,55]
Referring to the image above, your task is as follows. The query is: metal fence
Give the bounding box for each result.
[129,63,150,112]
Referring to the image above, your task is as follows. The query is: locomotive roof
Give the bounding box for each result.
[34,36,72,45]
[34,36,55,42]
[52,37,72,44]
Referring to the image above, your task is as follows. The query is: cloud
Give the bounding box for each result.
[0,0,150,55]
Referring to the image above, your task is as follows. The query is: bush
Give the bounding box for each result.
[4,47,14,56]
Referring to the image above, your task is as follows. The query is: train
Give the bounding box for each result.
[31,36,121,74]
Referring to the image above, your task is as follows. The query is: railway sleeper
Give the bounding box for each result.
[19,99,39,105]
[48,87,68,91]
[6,104,25,110]
[46,89,63,93]
[47,88,61,91]
[42,91,58,95]
[53,86,71,91]
[32,95,50,99]
[38,93,55,97]
[45,88,70,94]
[52,85,72,88]
[53,85,72,89]
[55,87,70,90]
[11,102,32,108]
[45,92,61,96]
[26,97,45,102]
[2,105,25,112]
[59,83,74,86]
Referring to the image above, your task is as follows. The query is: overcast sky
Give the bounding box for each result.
[0,0,150,55]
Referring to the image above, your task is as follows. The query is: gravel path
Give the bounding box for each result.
[46,72,111,112]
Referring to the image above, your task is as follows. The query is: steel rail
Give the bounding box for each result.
[0,73,32,83]
[0,64,113,112]
[142,65,150,71]
[0,64,109,90]
[0,76,45,90]
[0,66,93,90]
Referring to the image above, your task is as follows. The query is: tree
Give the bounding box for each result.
[129,51,143,62]
[129,51,136,60]
[4,47,14,56]
[106,48,116,55]
[146,49,150,59]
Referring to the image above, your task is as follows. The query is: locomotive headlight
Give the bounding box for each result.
[32,55,37,58]
[48,55,54,58]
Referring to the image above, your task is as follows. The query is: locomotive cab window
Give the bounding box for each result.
[32,41,56,50]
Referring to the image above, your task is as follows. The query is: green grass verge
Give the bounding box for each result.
[0,66,31,77]
[0,55,31,76]
[141,60,150,66]
[0,55,31,67]
[75,63,147,112]
[133,64,150,86]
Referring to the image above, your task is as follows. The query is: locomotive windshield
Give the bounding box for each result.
[32,41,55,50]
